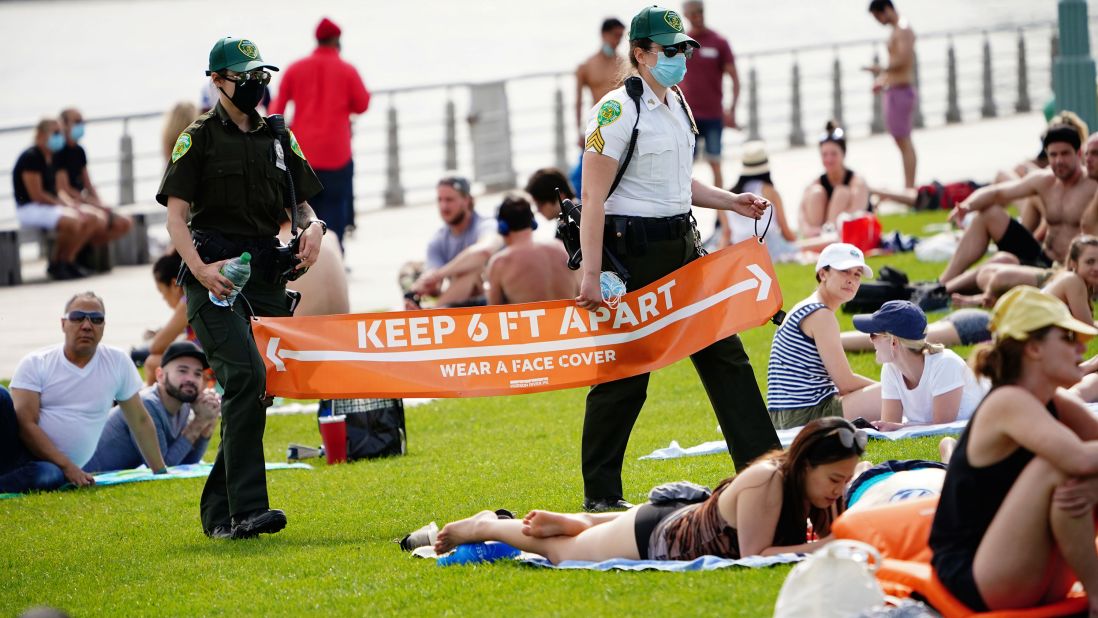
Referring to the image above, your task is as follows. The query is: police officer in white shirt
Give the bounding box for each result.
[574,5,780,512]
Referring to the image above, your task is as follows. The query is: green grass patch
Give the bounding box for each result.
[0,209,1088,617]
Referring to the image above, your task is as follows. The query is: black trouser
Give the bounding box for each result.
[581,230,780,500]
[186,277,292,532]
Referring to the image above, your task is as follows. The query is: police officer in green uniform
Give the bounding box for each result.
[157,37,325,539]
[575,6,781,512]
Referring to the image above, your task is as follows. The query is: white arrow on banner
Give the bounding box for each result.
[265,264,772,371]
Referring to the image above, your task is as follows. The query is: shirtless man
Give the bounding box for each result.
[486,194,576,305]
[867,0,917,188]
[939,124,1098,286]
[575,18,627,147]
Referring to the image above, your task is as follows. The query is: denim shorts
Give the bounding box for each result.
[693,117,723,160]
[942,309,991,346]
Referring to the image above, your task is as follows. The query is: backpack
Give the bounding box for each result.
[317,399,407,460]
[842,266,912,314]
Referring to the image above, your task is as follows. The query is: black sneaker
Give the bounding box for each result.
[231,509,287,539]
[582,497,634,513]
[47,261,81,281]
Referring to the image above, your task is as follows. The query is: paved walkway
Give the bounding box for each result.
[0,112,1049,377]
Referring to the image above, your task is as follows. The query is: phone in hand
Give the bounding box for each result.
[850,417,875,430]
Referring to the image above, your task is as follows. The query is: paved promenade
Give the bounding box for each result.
[0,112,1050,377]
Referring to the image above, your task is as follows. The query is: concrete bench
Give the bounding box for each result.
[0,202,164,286]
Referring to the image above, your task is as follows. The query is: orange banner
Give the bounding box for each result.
[252,239,783,399]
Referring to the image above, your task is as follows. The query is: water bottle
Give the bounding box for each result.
[208,252,252,307]
[436,541,520,566]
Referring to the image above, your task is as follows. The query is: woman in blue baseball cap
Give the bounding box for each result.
[853,301,986,431]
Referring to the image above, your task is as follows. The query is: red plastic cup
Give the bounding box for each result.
[318,414,348,465]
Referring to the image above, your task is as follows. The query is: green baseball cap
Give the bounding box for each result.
[629,6,699,47]
[205,37,279,75]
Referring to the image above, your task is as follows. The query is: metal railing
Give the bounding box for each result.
[0,18,1089,218]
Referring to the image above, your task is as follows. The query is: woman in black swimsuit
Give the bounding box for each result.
[433,417,866,564]
[929,286,1098,614]
[799,121,871,237]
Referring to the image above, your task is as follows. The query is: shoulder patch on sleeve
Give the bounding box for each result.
[170,132,192,164]
[597,100,623,127]
[289,130,307,160]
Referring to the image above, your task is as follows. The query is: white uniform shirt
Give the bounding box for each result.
[584,77,696,217]
[9,344,143,467]
[880,349,987,425]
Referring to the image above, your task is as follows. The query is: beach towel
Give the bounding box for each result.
[0,462,312,499]
[640,421,968,460]
[518,552,804,572]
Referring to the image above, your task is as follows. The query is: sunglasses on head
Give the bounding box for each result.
[649,44,694,59]
[827,426,868,451]
[819,127,845,143]
[64,310,105,325]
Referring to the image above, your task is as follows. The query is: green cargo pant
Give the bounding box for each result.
[186,278,291,533]
[582,234,781,501]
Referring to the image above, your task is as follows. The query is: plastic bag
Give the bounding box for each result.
[840,213,883,253]
[773,540,886,618]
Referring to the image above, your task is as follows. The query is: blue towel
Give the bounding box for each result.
[518,552,804,571]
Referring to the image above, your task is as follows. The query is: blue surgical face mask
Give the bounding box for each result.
[650,53,687,87]
[47,132,65,152]
[601,43,615,57]
[70,122,85,142]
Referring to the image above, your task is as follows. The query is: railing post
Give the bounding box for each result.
[913,51,925,129]
[118,117,134,206]
[384,98,405,207]
[444,91,458,172]
[981,33,998,118]
[1051,32,1060,92]
[831,52,844,126]
[946,39,963,124]
[789,56,805,147]
[553,82,567,170]
[747,64,761,141]
[1054,0,1098,130]
[870,51,885,134]
[1016,29,1032,112]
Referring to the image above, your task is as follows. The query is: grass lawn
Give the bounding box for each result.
[2,210,1090,617]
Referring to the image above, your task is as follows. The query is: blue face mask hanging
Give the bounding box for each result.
[650,54,687,87]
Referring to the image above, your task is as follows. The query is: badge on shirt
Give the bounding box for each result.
[273,140,287,171]
[171,132,192,164]
[288,130,306,160]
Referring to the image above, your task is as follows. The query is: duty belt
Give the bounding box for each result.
[190,229,283,282]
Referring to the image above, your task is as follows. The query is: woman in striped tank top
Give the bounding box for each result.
[767,243,882,429]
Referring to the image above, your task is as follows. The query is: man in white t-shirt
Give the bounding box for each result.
[1,292,167,492]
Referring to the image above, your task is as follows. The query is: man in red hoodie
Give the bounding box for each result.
[270,17,370,249]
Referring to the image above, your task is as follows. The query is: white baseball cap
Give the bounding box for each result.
[816,242,873,278]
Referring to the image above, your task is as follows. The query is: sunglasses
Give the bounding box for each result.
[64,310,105,325]
[819,127,845,143]
[869,333,891,342]
[648,44,694,59]
[1059,329,1080,343]
[222,70,272,86]
[827,426,868,451]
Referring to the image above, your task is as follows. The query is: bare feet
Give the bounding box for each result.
[434,510,497,554]
[950,292,987,308]
[522,510,592,538]
[939,437,957,463]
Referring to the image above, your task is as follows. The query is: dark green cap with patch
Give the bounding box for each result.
[629,6,699,47]
[205,37,280,75]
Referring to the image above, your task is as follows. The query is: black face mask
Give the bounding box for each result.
[220,78,265,114]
